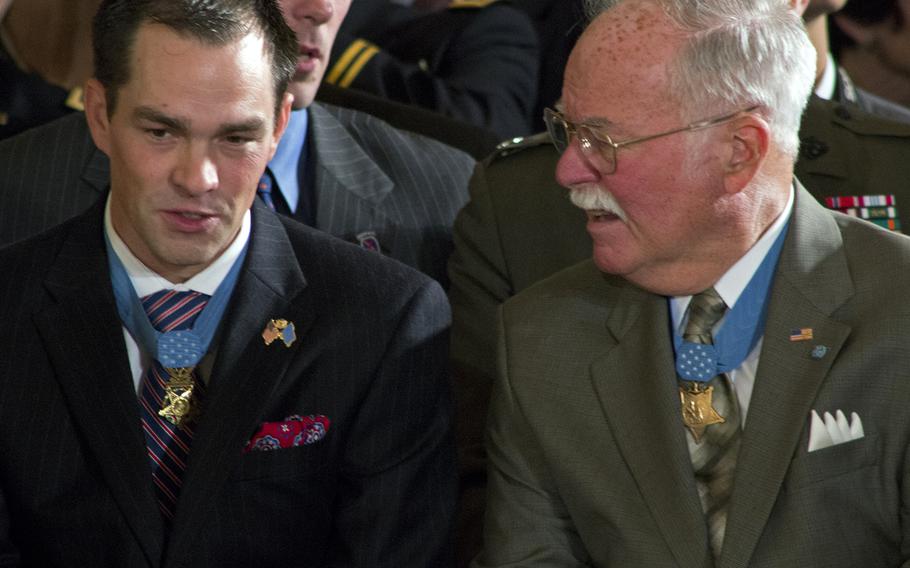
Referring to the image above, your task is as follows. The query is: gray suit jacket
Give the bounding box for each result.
[0,103,473,286]
[476,186,910,567]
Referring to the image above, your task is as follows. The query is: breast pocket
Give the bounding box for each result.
[784,433,879,492]
[230,437,334,482]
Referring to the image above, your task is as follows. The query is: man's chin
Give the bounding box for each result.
[288,79,319,110]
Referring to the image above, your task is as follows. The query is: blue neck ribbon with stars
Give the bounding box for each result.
[105,234,248,368]
[672,221,789,382]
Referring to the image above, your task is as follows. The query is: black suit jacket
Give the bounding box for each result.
[328,0,539,139]
[0,199,456,567]
[316,83,499,160]
[0,102,474,287]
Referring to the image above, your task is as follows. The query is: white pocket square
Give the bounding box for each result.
[808,409,865,452]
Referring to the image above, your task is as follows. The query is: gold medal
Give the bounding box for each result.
[159,367,199,428]
[679,382,725,443]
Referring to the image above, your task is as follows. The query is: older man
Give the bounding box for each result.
[475,0,910,566]
[0,1,455,565]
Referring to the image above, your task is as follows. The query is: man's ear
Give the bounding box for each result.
[722,115,770,195]
[268,92,294,162]
[83,78,112,155]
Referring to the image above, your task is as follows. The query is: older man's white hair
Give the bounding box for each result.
[581,0,816,159]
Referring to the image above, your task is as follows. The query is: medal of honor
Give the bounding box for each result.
[159,367,199,428]
[679,382,725,443]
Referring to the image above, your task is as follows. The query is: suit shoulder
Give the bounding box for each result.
[803,97,910,140]
[278,215,442,298]
[487,131,553,162]
[318,102,474,164]
[504,259,605,313]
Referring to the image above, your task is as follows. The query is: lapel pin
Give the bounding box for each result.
[810,345,828,360]
[789,327,813,341]
[356,231,381,253]
[263,319,297,348]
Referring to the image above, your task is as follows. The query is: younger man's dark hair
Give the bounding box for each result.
[93,0,297,118]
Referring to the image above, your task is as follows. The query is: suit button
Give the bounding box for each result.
[834,105,852,120]
[799,136,829,160]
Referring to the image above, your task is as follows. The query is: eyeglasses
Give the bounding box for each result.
[543,106,759,174]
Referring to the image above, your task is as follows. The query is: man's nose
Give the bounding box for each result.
[282,0,335,25]
[555,139,600,190]
[173,147,218,195]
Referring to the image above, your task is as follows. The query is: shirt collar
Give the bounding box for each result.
[267,108,308,213]
[814,52,837,101]
[670,183,795,331]
[104,194,251,298]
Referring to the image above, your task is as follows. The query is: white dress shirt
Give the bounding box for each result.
[104,196,251,392]
[669,185,795,426]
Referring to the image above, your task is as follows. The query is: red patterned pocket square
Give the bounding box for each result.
[244,415,331,453]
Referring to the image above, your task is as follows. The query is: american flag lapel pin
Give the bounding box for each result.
[263,319,297,348]
[789,327,813,342]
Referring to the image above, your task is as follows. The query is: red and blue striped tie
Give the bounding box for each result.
[138,289,210,525]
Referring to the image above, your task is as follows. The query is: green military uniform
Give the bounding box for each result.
[448,94,910,565]
[326,0,539,139]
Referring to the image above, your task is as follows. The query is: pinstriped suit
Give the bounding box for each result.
[0,198,456,567]
[0,102,474,286]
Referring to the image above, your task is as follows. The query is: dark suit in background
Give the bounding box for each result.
[513,0,586,132]
[0,199,455,566]
[316,83,499,160]
[326,0,539,139]
[448,95,910,564]
[0,102,474,287]
[0,40,84,140]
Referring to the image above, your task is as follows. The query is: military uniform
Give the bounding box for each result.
[326,0,539,140]
[447,95,910,566]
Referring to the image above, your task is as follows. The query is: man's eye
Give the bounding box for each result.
[146,128,170,139]
[225,135,254,145]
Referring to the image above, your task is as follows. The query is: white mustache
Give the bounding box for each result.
[568,185,628,222]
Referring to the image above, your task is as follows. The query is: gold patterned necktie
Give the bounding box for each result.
[678,287,741,559]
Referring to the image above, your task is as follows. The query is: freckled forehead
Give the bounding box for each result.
[563,1,685,124]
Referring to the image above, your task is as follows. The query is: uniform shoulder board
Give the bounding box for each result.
[449,0,499,9]
[827,103,910,138]
[491,132,553,159]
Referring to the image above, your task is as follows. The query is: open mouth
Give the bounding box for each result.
[587,209,621,222]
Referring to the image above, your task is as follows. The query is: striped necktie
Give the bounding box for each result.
[138,289,210,525]
[679,287,741,559]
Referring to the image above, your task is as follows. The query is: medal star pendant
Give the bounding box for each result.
[679,382,725,443]
[159,367,199,428]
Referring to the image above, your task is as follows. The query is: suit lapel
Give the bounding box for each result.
[81,143,110,194]
[590,277,714,568]
[720,186,854,568]
[307,103,401,255]
[35,200,164,567]
[164,204,311,567]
